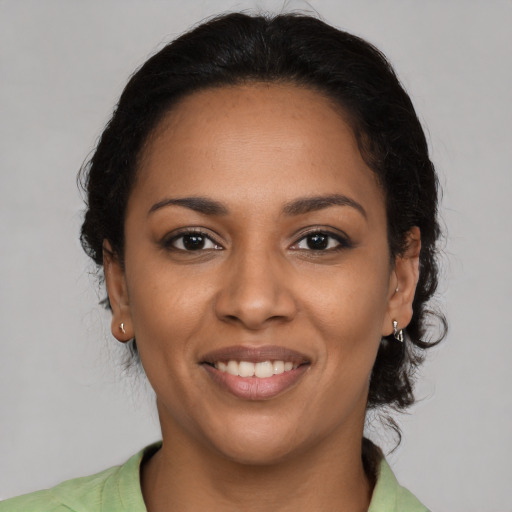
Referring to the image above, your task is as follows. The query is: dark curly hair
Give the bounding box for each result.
[80,12,445,419]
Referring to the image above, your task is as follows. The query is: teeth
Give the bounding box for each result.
[239,361,255,377]
[255,361,274,378]
[214,360,299,377]
[273,360,284,375]
[226,360,239,376]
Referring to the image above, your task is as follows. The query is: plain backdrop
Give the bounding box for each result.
[1,1,511,511]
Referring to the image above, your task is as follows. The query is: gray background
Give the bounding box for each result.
[1,1,511,511]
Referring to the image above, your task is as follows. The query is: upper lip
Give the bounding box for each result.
[200,345,310,365]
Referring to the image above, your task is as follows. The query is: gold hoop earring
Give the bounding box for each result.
[120,322,126,335]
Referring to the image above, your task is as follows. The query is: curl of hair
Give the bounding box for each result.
[80,12,446,417]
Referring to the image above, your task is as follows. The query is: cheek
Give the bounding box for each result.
[127,271,213,421]
[124,258,216,386]
[127,253,208,328]
[301,255,391,373]
[305,258,390,332]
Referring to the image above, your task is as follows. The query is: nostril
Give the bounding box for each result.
[213,266,297,329]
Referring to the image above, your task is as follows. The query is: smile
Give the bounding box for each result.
[214,360,298,378]
[200,346,310,400]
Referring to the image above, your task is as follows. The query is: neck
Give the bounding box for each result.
[141,417,373,512]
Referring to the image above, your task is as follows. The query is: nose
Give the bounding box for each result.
[214,246,297,330]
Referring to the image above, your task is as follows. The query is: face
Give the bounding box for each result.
[105,83,419,465]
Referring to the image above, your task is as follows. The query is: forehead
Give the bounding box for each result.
[145,83,356,163]
[133,83,384,217]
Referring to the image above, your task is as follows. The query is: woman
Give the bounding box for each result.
[1,12,443,512]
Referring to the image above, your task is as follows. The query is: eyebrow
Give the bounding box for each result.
[282,194,367,218]
[148,197,229,216]
[148,193,366,218]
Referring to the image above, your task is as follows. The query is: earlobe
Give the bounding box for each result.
[382,227,421,337]
[103,240,133,342]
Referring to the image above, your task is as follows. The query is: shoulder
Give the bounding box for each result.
[0,443,159,512]
[0,487,67,512]
[369,458,430,512]
[0,464,124,512]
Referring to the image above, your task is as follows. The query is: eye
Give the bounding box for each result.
[165,230,223,251]
[291,231,349,251]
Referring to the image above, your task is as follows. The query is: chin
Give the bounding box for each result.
[201,420,311,467]
[216,439,301,467]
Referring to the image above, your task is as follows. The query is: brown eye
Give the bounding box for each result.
[182,234,207,250]
[293,231,348,251]
[306,233,329,250]
[166,231,223,251]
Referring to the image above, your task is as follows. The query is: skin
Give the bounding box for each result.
[104,83,420,512]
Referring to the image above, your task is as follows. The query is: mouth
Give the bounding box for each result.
[200,346,311,400]
[212,359,299,377]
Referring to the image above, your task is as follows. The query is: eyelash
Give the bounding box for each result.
[290,230,352,252]
[162,228,223,252]
[162,228,352,253]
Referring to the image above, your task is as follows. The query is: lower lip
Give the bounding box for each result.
[202,364,310,400]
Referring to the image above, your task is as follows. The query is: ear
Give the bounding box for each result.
[103,240,133,342]
[382,226,421,337]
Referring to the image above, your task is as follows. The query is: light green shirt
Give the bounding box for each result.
[0,443,429,511]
